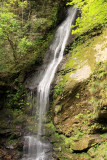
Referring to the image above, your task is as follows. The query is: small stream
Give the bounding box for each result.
[22,6,77,160]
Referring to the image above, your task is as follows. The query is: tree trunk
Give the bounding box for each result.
[7,36,17,63]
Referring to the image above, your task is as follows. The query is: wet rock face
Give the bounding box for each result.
[0,134,24,159]
[51,28,107,159]
[0,146,23,160]
[0,106,27,160]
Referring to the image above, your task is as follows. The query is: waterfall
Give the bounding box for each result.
[23,6,77,160]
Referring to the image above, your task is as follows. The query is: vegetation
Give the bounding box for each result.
[0,0,60,74]
[0,0,107,159]
[88,62,107,114]
[67,0,107,35]
[6,82,27,111]
[0,0,31,61]
[0,0,64,158]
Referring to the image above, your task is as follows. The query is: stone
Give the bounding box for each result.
[0,149,6,158]
[6,145,14,149]
[87,147,96,158]
[4,155,11,160]
[72,136,95,151]
[54,105,62,115]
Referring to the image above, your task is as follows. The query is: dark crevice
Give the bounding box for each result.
[72,148,89,153]
[93,129,107,134]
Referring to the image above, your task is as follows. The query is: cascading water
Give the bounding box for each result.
[23,6,77,160]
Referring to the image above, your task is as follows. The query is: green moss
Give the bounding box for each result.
[54,105,62,115]
[88,62,107,112]
[7,138,18,147]
[65,37,96,72]
[57,154,72,160]
[72,153,90,160]
[53,28,107,100]
[54,78,67,98]
[88,141,107,160]
[0,120,6,129]
[45,121,56,135]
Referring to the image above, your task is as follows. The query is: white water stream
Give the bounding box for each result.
[23,6,77,160]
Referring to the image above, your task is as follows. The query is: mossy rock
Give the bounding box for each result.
[71,136,95,151]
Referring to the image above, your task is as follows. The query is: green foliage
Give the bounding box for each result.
[89,87,98,94]
[0,10,18,38]
[18,0,28,7]
[7,137,18,146]
[3,0,29,14]
[17,37,33,54]
[54,79,66,98]
[7,83,26,110]
[60,68,75,75]
[67,0,107,35]
[34,18,48,31]
[34,33,54,61]
[0,5,33,62]
[46,121,56,134]
[0,0,61,74]
[75,93,80,98]
[50,6,58,25]
[75,113,83,119]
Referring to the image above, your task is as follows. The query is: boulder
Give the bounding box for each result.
[72,136,95,151]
